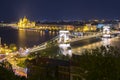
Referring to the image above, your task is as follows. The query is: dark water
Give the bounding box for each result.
[72,36,120,54]
[0,27,58,48]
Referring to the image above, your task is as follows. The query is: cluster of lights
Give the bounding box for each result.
[58,30,72,56]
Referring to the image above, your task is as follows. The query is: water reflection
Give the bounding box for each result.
[59,44,72,56]
[72,37,120,55]
[18,29,26,47]
[18,30,58,48]
[102,38,111,46]
[0,27,58,48]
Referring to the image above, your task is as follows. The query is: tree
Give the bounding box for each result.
[72,46,120,80]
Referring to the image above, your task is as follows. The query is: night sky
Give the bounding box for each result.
[0,0,120,22]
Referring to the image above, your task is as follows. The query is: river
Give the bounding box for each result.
[0,26,58,48]
[72,37,120,55]
[0,26,120,54]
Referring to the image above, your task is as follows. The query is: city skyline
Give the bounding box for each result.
[0,0,120,22]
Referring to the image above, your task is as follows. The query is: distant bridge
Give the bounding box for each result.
[0,23,17,27]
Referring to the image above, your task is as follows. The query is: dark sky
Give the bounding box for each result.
[0,0,120,21]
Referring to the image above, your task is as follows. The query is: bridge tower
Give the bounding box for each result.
[58,30,70,43]
[58,30,72,56]
[103,26,111,38]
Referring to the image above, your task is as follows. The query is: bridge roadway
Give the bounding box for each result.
[6,33,102,77]
[0,31,118,77]
[28,31,119,54]
[28,32,103,54]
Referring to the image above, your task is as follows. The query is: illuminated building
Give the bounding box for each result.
[83,25,89,32]
[17,16,35,28]
[90,25,97,31]
[63,25,74,31]
[83,24,97,32]
[75,24,97,32]
[97,24,104,28]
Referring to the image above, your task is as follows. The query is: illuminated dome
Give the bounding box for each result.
[18,16,36,28]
